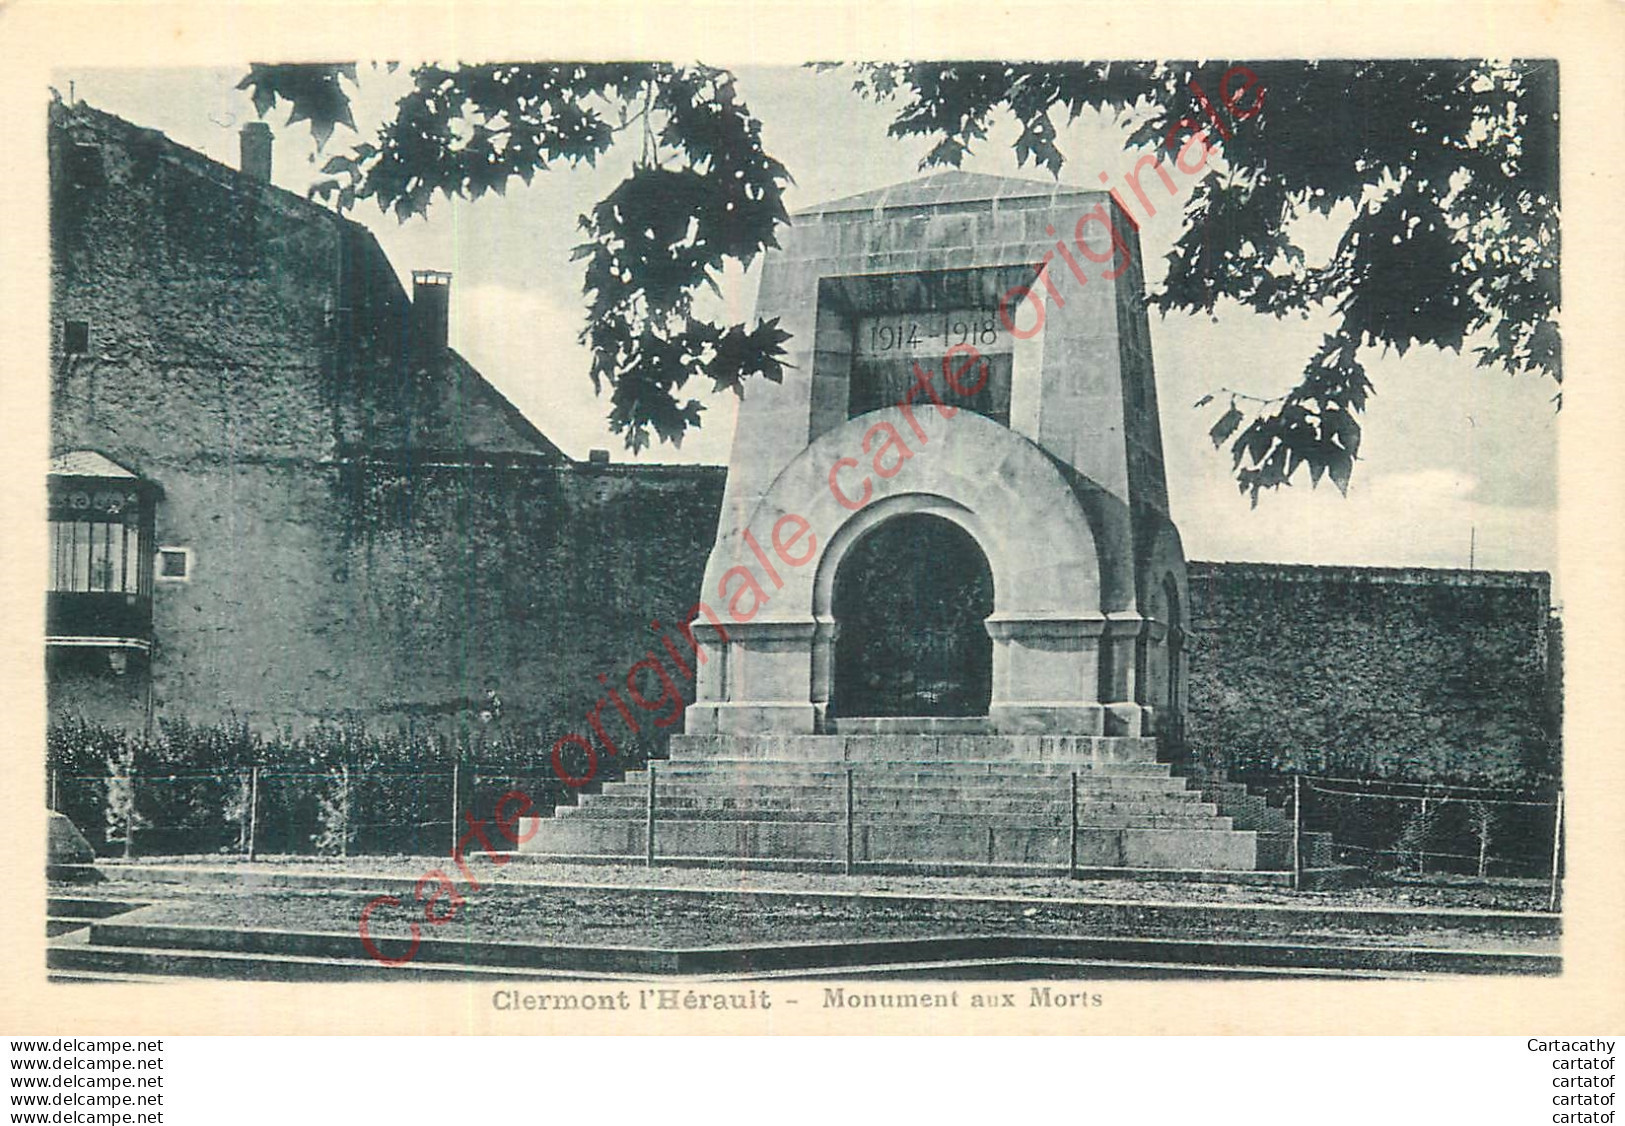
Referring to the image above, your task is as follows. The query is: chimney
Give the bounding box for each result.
[239,122,273,182]
[588,449,611,465]
[411,270,452,361]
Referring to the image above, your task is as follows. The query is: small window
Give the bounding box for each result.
[63,321,89,355]
[156,548,190,582]
[67,142,105,188]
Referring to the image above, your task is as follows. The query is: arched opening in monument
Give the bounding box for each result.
[830,513,994,719]
[1161,574,1185,744]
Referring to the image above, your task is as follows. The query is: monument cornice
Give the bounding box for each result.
[984,613,1109,641]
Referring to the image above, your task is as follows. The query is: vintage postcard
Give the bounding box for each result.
[1,0,1621,1035]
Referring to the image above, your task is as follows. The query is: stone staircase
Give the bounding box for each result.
[1172,763,1336,870]
[518,733,1263,872]
[46,895,145,939]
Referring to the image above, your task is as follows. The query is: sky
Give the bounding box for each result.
[56,64,1559,581]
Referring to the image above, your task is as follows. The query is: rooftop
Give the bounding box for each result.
[49,450,139,479]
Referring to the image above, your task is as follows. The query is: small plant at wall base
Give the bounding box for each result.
[1393,800,1441,874]
[1467,799,1498,878]
[311,765,352,857]
[102,738,143,855]
[222,771,253,854]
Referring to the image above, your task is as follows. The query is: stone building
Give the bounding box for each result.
[47,99,719,758]
[46,102,1558,843]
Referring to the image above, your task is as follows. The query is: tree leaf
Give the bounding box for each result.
[1208,405,1245,448]
[1327,448,1354,495]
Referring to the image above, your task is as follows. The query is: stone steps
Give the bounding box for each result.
[1169,767,1336,867]
[562,808,1232,830]
[612,773,1200,796]
[1217,790,1287,831]
[47,930,553,983]
[569,794,1217,818]
[652,759,1177,777]
[1186,779,1292,832]
[586,786,1203,808]
[522,733,1262,871]
[670,734,1164,764]
[46,912,1560,982]
[44,896,146,940]
[48,897,148,919]
[565,789,1215,815]
[522,817,1259,868]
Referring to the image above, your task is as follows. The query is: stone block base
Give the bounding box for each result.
[988,703,1105,734]
[667,732,1164,765]
[685,702,818,735]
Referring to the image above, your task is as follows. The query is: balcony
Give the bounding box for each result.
[46,591,152,651]
[47,450,158,656]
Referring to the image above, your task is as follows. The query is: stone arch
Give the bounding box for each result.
[826,510,995,719]
[1151,572,1188,742]
[1140,518,1189,625]
[811,493,991,620]
[686,409,1125,735]
[718,407,1102,622]
[1134,519,1190,742]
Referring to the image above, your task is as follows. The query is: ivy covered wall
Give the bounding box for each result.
[1184,562,1558,787]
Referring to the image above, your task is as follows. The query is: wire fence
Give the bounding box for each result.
[1294,774,1562,881]
[49,759,1565,910]
[49,763,573,859]
[1223,772,1564,908]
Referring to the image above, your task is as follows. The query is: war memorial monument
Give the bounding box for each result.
[521,170,1261,872]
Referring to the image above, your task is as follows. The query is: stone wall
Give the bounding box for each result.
[49,456,726,772]
[1184,562,1558,787]
[330,458,725,768]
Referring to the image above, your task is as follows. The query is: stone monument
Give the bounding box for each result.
[524,171,1266,872]
[687,170,1188,739]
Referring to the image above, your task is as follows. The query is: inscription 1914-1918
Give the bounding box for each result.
[851,308,1011,424]
[856,309,1007,357]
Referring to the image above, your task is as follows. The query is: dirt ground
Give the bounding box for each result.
[87,853,1559,912]
[103,883,1551,953]
[68,856,1559,955]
